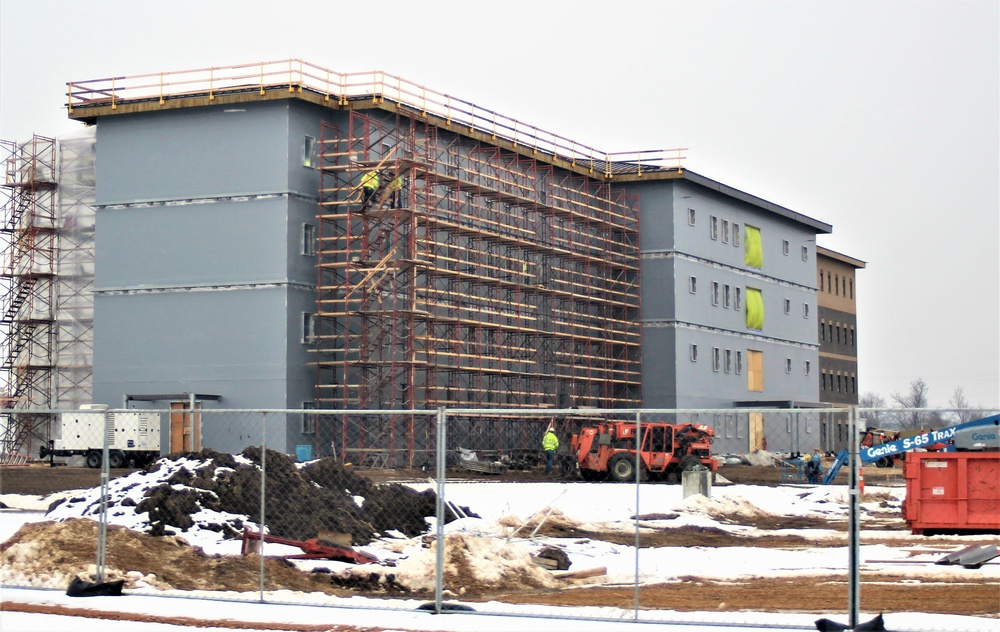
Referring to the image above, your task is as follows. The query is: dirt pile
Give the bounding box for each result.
[389,533,562,596]
[0,518,340,593]
[47,448,469,546]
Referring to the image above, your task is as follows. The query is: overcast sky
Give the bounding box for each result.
[1,0,997,408]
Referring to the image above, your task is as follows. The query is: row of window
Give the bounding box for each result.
[691,278,811,329]
[820,320,856,347]
[700,212,742,248]
[821,371,857,395]
[690,346,810,391]
[818,268,854,299]
[691,208,810,268]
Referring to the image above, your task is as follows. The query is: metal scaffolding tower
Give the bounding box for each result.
[1,136,57,462]
[316,112,641,465]
[0,131,95,463]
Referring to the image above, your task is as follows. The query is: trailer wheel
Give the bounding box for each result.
[85,451,101,469]
[108,451,126,469]
[608,454,636,482]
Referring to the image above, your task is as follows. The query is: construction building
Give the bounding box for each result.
[1,60,856,464]
[816,246,866,451]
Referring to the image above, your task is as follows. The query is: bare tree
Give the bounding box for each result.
[948,387,986,424]
[858,392,887,429]
[891,378,930,431]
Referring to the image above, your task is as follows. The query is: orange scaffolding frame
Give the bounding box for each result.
[315,112,641,466]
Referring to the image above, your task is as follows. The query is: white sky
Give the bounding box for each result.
[1,0,997,407]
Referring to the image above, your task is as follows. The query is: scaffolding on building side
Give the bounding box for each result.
[315,112,641,467]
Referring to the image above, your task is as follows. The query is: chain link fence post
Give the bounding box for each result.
[433,405,447,614]
[96,407,110,584]
[848,405,860,628]
[258,411,267,601]
[632,409,641,620]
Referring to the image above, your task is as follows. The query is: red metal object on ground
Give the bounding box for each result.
[240,528,378,564]
[903,451,1000,535]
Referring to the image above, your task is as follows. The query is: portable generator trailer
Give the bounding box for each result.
[569,420,716,482]
[39,407,161,468]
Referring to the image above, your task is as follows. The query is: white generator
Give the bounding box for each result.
[41,405,161,468]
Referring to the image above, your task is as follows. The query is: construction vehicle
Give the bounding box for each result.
[569,420,716,482]
[39,406,161,469]
[822,414,999,484]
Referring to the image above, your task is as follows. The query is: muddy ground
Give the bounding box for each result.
[1,460,997,621]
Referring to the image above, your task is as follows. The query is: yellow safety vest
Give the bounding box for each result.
[362,170,379,188]
[542,431,559,452]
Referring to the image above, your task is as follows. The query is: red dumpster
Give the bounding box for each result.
[903,451,1000,535]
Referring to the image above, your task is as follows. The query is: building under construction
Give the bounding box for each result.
[2,60,846,464]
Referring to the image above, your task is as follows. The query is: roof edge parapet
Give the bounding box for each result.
[66,59,686,180]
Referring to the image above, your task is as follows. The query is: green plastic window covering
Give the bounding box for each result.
[746,287,764,330]
[744,225,763,269]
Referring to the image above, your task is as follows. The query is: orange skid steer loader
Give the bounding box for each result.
[569,420,716,482]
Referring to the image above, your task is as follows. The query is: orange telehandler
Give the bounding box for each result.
[568,420,717,482]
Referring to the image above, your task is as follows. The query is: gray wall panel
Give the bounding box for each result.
[96,197,290,289]
[93,289,288,408]
[96,102,294,204]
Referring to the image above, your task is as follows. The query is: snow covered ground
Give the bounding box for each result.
[2,470,998,632]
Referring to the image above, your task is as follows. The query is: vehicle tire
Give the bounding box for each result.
[875,457,891,469]
[679,454,703,473]
[608,454,636,482]
[108,451,125,469]
[85,451,101,469]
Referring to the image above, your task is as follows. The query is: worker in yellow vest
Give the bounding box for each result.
[388,175,403,209]
[361,169,379,207]
[542,425,559,474]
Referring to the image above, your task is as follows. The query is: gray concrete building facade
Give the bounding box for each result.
[24,61,852,458]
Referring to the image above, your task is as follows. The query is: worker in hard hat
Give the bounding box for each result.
[360,169,379,208]
[388,175,404,209]
[804,453,822,484]
[542,425,559,474]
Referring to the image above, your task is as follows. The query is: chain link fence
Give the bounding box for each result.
[1,406,997,630]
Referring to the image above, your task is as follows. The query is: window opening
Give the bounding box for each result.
[747,350,763,392]
[302,223,316,256]
[303,135,317,168]
[746,287,764,330]
[744,225,763,268]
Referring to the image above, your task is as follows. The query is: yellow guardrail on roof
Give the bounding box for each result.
[66,59,685,179]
